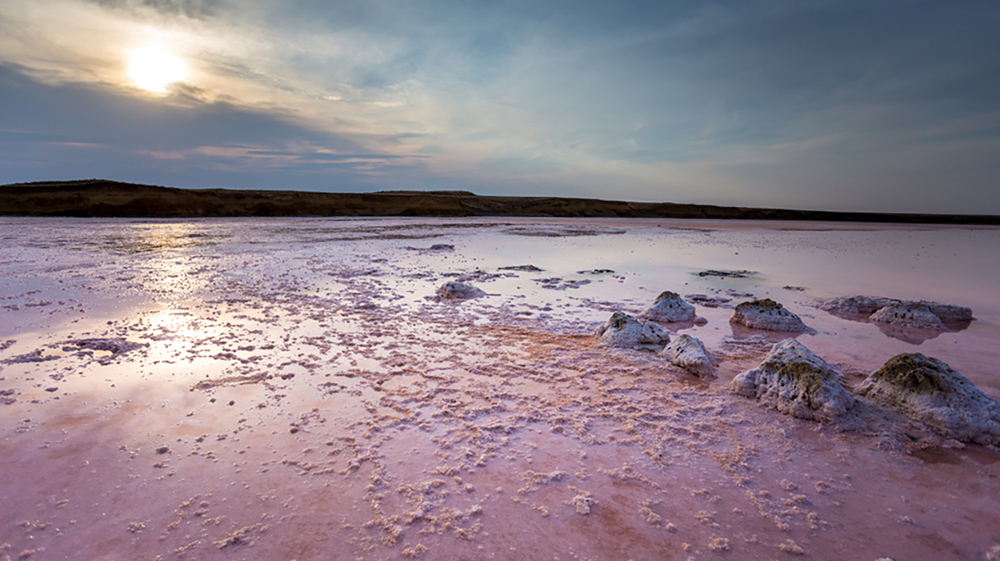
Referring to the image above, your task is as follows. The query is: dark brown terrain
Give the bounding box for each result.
[2,179,998,224]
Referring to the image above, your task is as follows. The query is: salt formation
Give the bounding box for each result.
[659,334,713,377]
[819,295,900,316]
[730,299,807,332]
[924,302,973,323]
[820,295,972,328]
[869,302,946,331]
[731,339,854,421]
[436,281,486,299]
[640,291,697,323]
[857,353,1000,446]
[67,338,147,354]
[595,312,670,348]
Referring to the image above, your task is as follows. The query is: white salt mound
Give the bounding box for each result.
[819,295,900,315]
[641,291,697,323]
[730,299,807,332]
[731,339,854,421]
[857,353,1000,446]
[595,312,670,348]
[660,334,713,377]
[436,281,486,299]
[820,295,972,325]
[869,302,945,331]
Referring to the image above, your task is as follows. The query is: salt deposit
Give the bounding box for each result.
[924,302,974,323]
[730,299,808,332]
[820,295,973,326]
[660,334,713,377]
[595,311,670,348]
[819,295,901,316]
[870,302,947,331]
[435,280,486,299]
[731,339,855,421]
[858,353,1000,445]
[640,291,697,322]
[1,217,998,561]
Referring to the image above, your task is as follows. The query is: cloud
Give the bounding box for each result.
[0,63,427,189]
[1,0,999,212]
[86,0,224,19]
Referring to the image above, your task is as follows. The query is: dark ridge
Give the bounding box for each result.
[1,179,998,224]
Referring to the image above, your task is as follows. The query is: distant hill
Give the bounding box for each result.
[1,179,997,225]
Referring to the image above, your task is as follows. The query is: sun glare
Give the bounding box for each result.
[127,48,187,93]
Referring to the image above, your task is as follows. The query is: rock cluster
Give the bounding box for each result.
[595,312,670,348]
[641,291,697,323]
[436,281,486,300]
[660,334,713,377]
[731,339,854,421]
[858,353,1000,446]
[820,295,972,330]
[730,299,807,332]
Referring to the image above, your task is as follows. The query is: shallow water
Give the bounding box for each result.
[1,217,998,561]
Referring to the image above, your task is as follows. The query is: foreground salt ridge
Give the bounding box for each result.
[730,339,855,421]
[858,353,1000,446]
[1,218,998,561]
[724,335,1000,450]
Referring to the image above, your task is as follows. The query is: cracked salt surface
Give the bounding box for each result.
[1,217,999,560]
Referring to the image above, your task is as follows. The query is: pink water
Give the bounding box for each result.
[1,217,998,561]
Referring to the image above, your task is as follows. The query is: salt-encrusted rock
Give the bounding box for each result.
[660,334,713,377]
[730,299,807,332]
[819,295,901,316]
[66,338,147,355]
[436,281,486,299]
[923,302,973,323]
[595,312,670,348]
[641,291,697,323]
[857,353,1000,446]
[870,302,945,331]
[819,295,972,325]
[731,339,854,421]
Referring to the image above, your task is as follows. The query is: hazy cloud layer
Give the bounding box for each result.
[1,0,998,212]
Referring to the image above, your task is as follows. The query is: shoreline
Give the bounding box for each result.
[3,179,999,225]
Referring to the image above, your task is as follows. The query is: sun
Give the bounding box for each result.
[127,47,187,93]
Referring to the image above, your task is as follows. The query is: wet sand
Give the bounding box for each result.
[1,217,998,561]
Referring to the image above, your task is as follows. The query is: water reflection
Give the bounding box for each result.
[821,309,973,345]
[109,222,211,303]
[873,321,972,345]
[103,222,211,254]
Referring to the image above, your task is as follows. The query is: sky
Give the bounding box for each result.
[1,0,998,213]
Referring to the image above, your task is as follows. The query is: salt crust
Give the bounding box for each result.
[858,353,1000,446]
[640,291,697,323]
[820,295,972,329]
[731,339,854,421]
[660,334,713,377]
[869,302,945,331]
[595,312,670,348]
[436,281,486,300]
[730,299,807,332]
